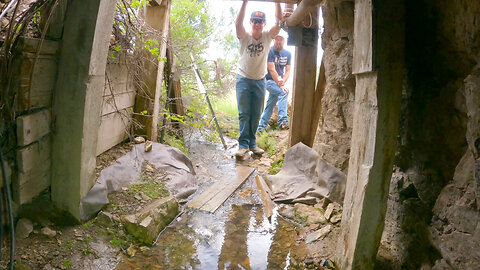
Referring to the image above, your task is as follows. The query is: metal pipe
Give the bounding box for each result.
[190,54,228,150]
[284,0,322,27]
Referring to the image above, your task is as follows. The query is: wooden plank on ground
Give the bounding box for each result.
[16,109,51,146]
[186,166,255,212]
[255,175,275,218]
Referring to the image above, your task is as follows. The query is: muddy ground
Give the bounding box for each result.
[1,127,342,270]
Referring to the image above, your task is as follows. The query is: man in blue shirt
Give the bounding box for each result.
[257,32,292,132]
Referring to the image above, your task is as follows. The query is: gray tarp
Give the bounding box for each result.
[266,142,346,204]
[79,142,196,221]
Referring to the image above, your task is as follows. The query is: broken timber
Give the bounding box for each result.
[186,166,254,213]
[255,175,275,218]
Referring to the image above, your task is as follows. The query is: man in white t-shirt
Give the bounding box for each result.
[234,0,282,160]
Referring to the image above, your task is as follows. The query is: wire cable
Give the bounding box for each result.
[0,147,14,270]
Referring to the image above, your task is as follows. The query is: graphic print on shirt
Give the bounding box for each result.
[275,55,289,66]
[247,41,264,57]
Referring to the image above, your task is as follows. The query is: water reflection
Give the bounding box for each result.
[116,204,307,270]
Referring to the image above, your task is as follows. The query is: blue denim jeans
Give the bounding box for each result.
[236,74,266,149]
[257,80,288,131]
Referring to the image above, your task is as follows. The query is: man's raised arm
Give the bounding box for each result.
[268,2,282,39]
[236,0,248,39]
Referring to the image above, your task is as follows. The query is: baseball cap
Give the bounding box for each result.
[250,11,266,22]
[276,30,287,39]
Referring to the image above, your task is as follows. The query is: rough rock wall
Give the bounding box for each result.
[380,0,480,269]
[313,0,355,172]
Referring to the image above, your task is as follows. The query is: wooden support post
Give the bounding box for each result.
[336,0,405,269]
[148,1,171,142]
[289,6,320,147]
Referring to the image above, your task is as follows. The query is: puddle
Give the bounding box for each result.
[115,135,308,269]
[115,204,308,270]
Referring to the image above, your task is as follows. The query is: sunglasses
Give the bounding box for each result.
[251,19,264,24]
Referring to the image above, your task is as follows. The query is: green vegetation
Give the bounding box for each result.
[110,236,127,247]
[62,259,73,268]
[257,131,279,157]
[127,182,169,200]
[65,240,73,250]
[269,158,284,175]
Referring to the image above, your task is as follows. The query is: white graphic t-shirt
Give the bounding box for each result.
[237,31,273,80]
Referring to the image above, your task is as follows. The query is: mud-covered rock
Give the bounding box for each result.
[121,196,179,245]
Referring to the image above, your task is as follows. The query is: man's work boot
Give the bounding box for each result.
[249,147,264,156]
[279,122,289,130]
[235,148,250,160]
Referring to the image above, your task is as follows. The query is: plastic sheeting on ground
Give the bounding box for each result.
[266,142,346,204]
[79,142,197,221]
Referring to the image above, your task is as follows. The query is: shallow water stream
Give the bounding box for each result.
[115,136,308,270]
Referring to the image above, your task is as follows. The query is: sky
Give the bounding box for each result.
[205,0,324,95]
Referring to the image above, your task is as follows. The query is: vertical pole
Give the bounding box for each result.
[289,6,319,147]
[190,55,228,149]
[337,0,405,268]
[149,1,171,142]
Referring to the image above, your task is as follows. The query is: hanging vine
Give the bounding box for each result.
[0,0,56,154]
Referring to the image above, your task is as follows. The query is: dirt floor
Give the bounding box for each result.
[1,127,343,270]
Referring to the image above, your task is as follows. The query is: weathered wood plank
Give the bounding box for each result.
[14,164,50,205]
[16,137,51,173]
[255,175,275,218]
[149,2,171,142]
[352,0,373,74]
[289,8,319,147]
[17,57,57,111]
[186,166,254,212]
[96,108,132,156]
[19,37,60,55]
[185,180,228,209]
[309,60,326,145]
[200,166,255,213]
[337,0,405,268]
[101,91,136,116]
[16,109,51,146]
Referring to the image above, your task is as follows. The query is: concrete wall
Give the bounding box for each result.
[97,54,135,156]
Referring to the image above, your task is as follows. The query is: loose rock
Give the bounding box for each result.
[126,245,136,257]
[295,203,327,225]
[40,227,57,238]
[330,214,342,224]
[134,136,146,144]
[16,218,33,239]
[305,225,332,244]
[145,141,152,152]
[95,211,114,227]
[324,202,342,221]
[121,196,179,245]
